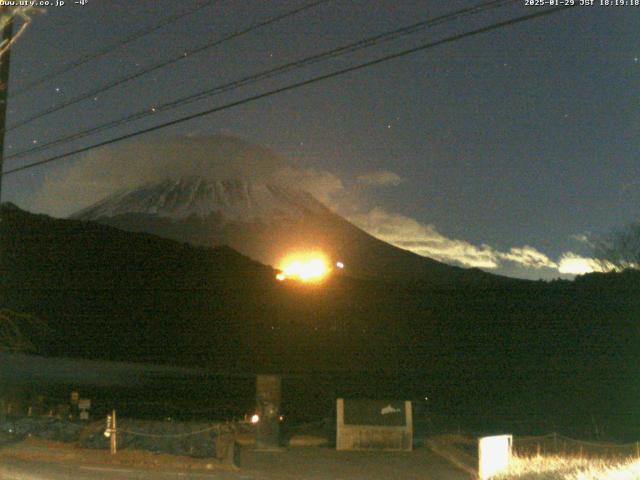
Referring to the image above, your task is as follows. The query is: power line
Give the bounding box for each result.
[5,0,330,134]
[6,0,517,162]
[11,0,218,97]
[0,10,14,203]
[3,5,575,178]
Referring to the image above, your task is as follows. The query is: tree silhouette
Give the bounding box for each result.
[0,309,50,353]
[0,6,41,59]
[594,222,640,271]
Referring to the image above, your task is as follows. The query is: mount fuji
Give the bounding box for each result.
[72,174,507,285]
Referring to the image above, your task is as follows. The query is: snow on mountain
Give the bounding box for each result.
[71,174,505,284]
[73,176,329,224]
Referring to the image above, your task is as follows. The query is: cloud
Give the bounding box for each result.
[28,135,346,218]
[26,135,608,279]
[498,246,557,269]
[356,170,403,187]
[569,233,593,247]
[349,208,499,268]
[267,166,345,207]
[557,252,610,275]
[350,208,606,276]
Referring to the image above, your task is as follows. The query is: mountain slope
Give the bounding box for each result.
[72,176,510,285]
[2,203,640,437]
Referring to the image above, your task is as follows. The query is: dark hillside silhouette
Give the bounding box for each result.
[1,203,638,438]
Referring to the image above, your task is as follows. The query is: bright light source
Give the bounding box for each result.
[478,435,512,480]
[336,261,344,269]
[251,414,260,424]
[277,252,331,283]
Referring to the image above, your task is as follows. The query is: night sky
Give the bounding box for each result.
[2,0,639,280]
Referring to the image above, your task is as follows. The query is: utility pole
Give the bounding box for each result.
[0,7,14,203]
[0,7,11,421]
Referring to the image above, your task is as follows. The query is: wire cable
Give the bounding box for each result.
[6,0,330,133]
[3,5,575,178]
[118,423,224,438]
[5,0,517,161]
[11,0,218,97]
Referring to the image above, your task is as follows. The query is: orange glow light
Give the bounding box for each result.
[276,252,331,283]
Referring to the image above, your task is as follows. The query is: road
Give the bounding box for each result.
[0,447,472,480]
[0,458,250,480]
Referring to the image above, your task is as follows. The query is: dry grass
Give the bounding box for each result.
[495,454,640,479]
[426,433,640,479]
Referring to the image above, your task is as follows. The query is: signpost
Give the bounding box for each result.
[104,410,117,454]
[255,374,282,451]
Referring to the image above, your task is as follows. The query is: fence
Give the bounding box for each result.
[0,413,239,462]
[86,413,239,461]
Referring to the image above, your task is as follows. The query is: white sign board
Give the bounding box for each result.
[336,398,413,451]
[78,399,91,410]
[478,434,512,480]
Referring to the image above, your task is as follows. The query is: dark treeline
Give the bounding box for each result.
[1,204,638,439]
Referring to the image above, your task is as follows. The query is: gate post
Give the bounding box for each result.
[255,374,282,451]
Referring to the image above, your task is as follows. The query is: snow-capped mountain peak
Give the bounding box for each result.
[72,176,329,223]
